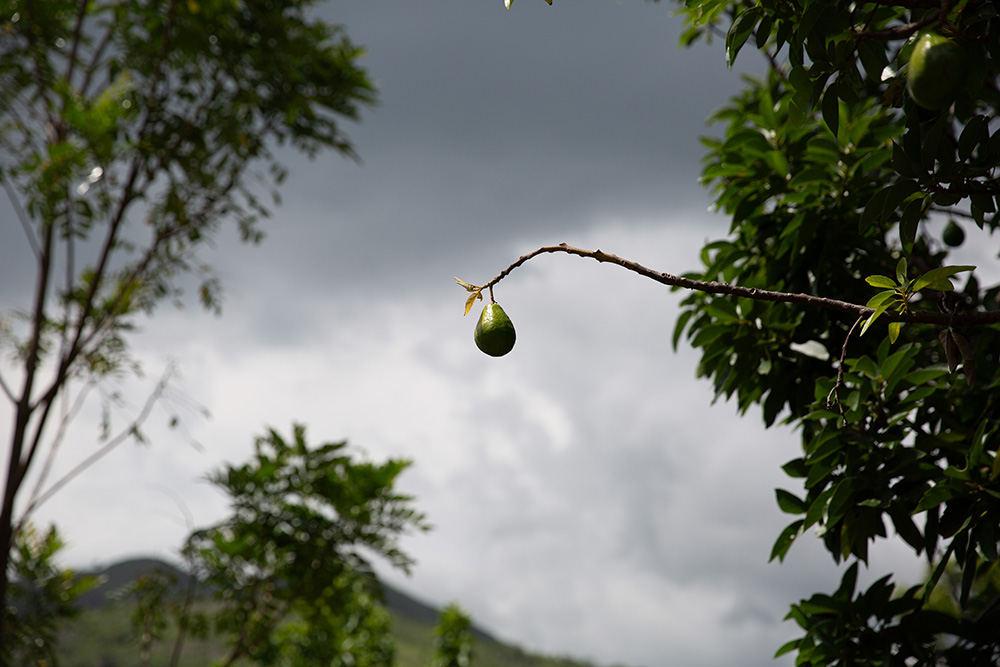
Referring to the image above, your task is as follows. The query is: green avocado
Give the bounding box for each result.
[906,32,966,111]
[474,302,516,357]
[942,220,965,247]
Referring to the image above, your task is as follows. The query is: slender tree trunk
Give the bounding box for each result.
[0,218,55,654]
[1,376,34,658]
[0,493,14,659]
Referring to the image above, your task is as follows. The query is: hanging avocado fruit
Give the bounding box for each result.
[474,302,516,357]
[942,220,965,247]
[906,32,967,111]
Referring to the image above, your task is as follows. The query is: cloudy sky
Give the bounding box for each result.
[2,1,951,666]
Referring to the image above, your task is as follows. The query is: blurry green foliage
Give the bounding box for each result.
[5,524,99,665]
[431,604,476,667]
[1,0,375,653]
[183,423,427,666]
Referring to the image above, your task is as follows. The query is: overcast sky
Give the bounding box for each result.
[1,2,950,666]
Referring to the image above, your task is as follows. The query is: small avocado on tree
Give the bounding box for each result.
[479,1,1000,664]
[0,0,375,656]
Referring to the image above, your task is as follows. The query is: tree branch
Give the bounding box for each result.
[481,244,1000,327]
[1,177,40,259]
[80,21,115,100]
[62,0,90,90]
[5,221,56,524]
[16,364,176,525]
[21,377,98,520]
[827,315,865,426]
[854,0,955,40]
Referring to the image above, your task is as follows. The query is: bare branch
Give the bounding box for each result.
[827,315,866,426]
[80,22,115,99]
[1,177,40,259]
[62,0,90,88]
[22,377,98,518]
[482,243,1000,327]
[16,363,176,524]
[0,372,14,405]
[4,221,56,515]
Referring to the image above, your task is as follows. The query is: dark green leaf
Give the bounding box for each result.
[773,638,800,658]
[782,458,809,479]
[821,85,839,138]
[915,484,953,513]
[834,562,859,600]
[726,7,763,68]
[958,115,989,161]
[770,520,804,563]
[776,488,808,515]
[898,197,924,255]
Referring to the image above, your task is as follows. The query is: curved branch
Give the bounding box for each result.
[482,243,1000,327]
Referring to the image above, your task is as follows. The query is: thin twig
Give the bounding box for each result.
[2,177,40,259]
[0,371,14,404]
[16,364,176,525]
[482,244,1000,327]
[22,377,98,516]
[827,315,866,426]
[62,0,90,91]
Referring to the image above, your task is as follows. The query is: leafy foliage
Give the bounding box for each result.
[0,0,375,650]
[668,0,1000,663]
[183,424,428,666]
[431,604,476,667]
[861,257,974,344]
[4,524,98,666]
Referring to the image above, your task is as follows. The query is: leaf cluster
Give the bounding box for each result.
[3,524,99,666]
[777,561,999,666]
[0,2,376,647]
[182,424,428,666]
[862,257,974,343]
[671,0,1000,663]
[0,0,376,383]
[430,604,476,667]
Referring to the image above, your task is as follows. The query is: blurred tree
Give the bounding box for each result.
[494,1,1000,664]
[0,0,374,657]
[5,524,97,664]
[121,424,426,666]
[181,424,425,666]
[430,603,475,667]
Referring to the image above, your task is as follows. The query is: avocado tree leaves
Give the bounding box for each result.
[671,1,1000,663]
[726,6,764,68]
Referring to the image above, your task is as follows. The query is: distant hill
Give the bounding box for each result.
[58,557,614,667]
[73,557,190,610]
